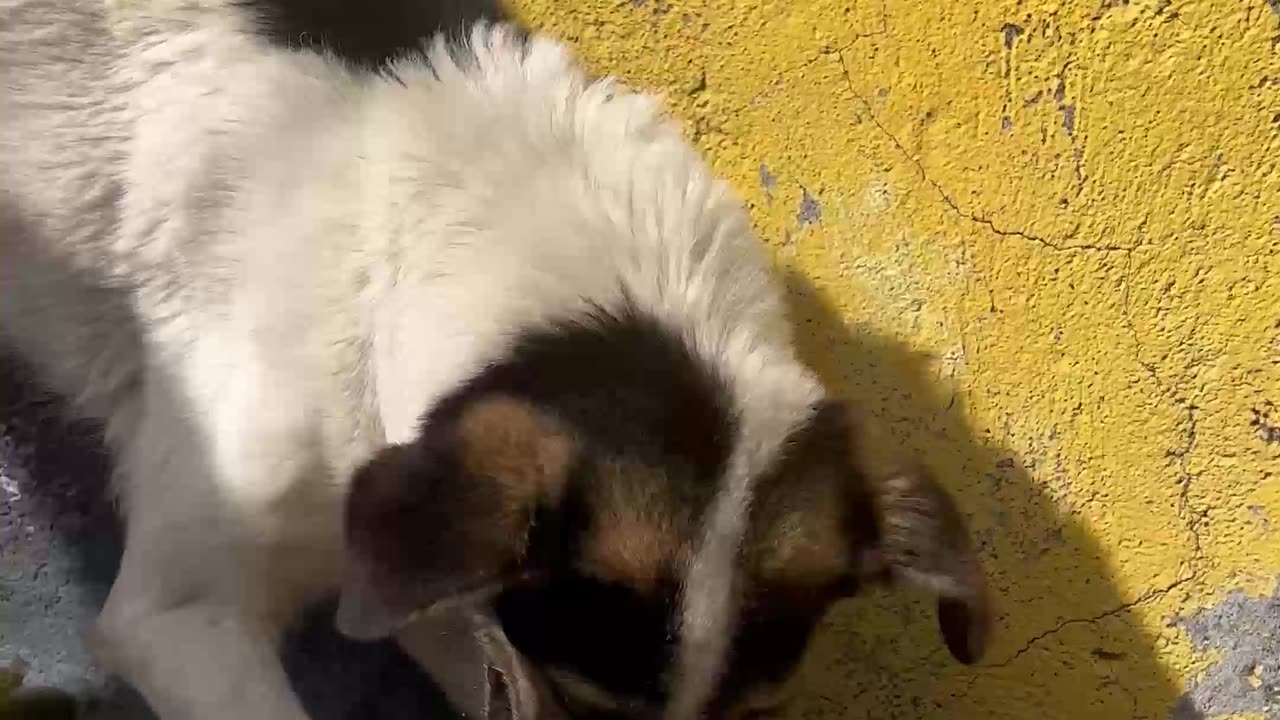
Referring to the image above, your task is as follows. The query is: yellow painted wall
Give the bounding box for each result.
[512,1,1280,718]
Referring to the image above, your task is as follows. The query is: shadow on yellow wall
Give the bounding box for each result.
[783,269,1185,719]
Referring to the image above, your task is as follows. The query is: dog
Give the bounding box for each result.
[0,1,991,719]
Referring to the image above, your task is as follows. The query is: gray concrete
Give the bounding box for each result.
[1172,585,1280,719]
[0,356,459,719]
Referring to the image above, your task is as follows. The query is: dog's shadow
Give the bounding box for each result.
[781,269,1186,719]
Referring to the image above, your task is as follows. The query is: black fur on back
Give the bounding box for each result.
[233,0,512,69]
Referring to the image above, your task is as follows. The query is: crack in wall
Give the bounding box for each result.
[985,576,1194,670]
[835,52,1130,255]
[1120,254,1207,563]
[824,38,1238,710]
[832,44,1209,565]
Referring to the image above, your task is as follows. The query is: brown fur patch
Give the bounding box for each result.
[455,394,575,537]
[579,458,694,590]
[756,500,850,590]
[745,404,875,598]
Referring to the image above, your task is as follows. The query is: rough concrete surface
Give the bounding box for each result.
[3,1,1278,719]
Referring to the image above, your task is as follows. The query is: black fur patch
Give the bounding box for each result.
[435,306,736,486]
[233,0,511,68]
[494,574,680,705]
[347,306,738,706]
[458,307,737,704]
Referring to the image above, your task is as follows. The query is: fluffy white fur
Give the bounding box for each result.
[0,2,824,719]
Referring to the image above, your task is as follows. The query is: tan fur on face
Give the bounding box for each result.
[456,395,575,534]
[756,499,849,590]
[580,458,694,590]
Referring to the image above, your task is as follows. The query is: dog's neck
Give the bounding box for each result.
[347,27,821,451]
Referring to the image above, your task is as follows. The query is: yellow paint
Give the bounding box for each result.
[511,1,1280,717]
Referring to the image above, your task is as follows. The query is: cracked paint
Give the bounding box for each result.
[515,1,1280,718]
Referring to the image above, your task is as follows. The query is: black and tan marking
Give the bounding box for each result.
[339,308,734,712]
[338,308,990,720]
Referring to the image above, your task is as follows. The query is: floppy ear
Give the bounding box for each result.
[749,403,990,663]
[843,410,991,665]
[864,462,990,664]
[336,394,575,641]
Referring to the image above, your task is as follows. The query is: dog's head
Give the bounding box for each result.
[336,311,988,720]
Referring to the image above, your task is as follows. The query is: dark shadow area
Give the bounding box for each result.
[781,269,1186,719]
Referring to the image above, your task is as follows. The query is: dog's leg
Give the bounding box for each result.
[94,595,309,720]
[91,370,343,720]
[92,505,322,720]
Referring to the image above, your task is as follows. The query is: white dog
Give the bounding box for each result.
[0,2,990,719]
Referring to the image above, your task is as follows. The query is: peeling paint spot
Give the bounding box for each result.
[1061,103,1077,135]
[1268,0,1280,18]
[1251,402,1279,444]
[1052,76,1078,136]
[1001,114,1013,132]
[685,70,706,96]
[1154,0,1179,22]
[1248,504,1272,531]
[861,179,894,214]
[797,188,822,226]
[1174,583,1280,718]
[759,164,777,199]
[1002,23,1024,50]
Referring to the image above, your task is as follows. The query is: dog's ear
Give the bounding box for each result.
[844,406,990,664]
[862,460,990,664]
[336,394,575,640]
[752,403,990,664]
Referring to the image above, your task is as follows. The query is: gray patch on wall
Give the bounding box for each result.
[797,188,822,226]
[1001,23,1024,50]
[759,164,777,199]
[1060,103,1077,135]
[1171,583,1280,719]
